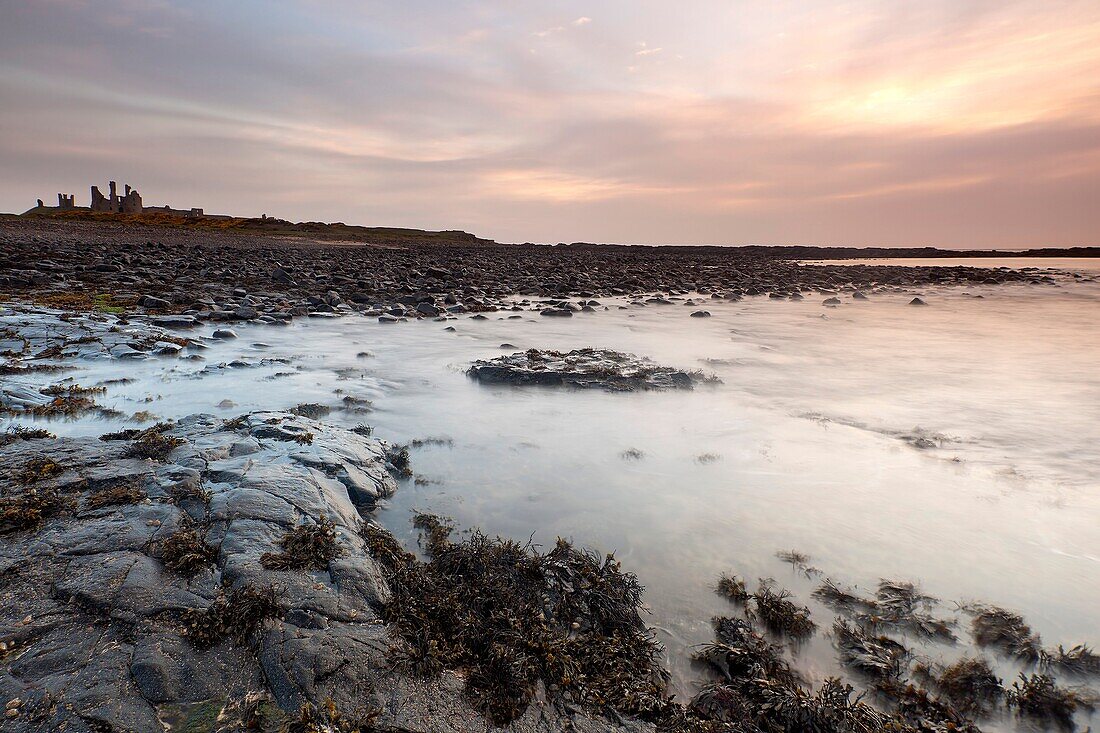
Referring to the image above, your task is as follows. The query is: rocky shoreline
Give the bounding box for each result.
[3,218,1098,732]
[5,409,1097,732]
[0,218,1060,331]
[1,293,680,731]
[2,413,657,732]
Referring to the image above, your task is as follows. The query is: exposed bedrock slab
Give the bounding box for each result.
[0,412,646,732]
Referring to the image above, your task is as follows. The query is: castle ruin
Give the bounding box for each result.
[27,181,208,218]
[90,181,143,214]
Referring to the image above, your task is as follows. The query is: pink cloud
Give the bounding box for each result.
[0,0,1098,246]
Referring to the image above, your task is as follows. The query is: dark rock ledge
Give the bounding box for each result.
[467,348,718,392]
[0,414,647,732]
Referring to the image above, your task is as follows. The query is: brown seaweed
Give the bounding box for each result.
[85,483,146,510]
[715,574,749,604]
[832,619,908,680]
[0,489,70,535]
[1044,644,1100,677]
[749,579,816,639]
[1007,673,1096,730]
[968,604,1043,662]
[182,585,281,648]
[159,527,218,577]
[260,516,343,571]
[125,425,185,461]
[914,656,1004,716]
[0,425,54,446]
[812,579,879,615]
[364,517,669,726]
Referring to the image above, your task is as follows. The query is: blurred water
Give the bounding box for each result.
[8,269,1100,727]
[800,256,1100,273]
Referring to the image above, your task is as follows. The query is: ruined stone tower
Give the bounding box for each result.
[90,180,142,214]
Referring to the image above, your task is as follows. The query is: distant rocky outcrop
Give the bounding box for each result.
[468,348,718,392]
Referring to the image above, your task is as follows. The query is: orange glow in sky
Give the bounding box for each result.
[1,1,1098,247]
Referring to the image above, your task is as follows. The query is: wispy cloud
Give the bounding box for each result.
[0,0,1097,246]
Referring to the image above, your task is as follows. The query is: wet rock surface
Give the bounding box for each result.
[0,306,207,422]
[468,348,717,392]
[0,412,656,732]
[1,306,192,366]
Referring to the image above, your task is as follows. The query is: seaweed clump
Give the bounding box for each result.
[363,517,670,726]
[261,516,343,571]
[0,425,54,447]
[812,579,878,614]
[713,575,815,638]
[16,456,64,484]
[223,414,250,430]
[715,574,749,604]
[862,580,956,642]
[99,427,144,441]
[916,656,1003,716]
[182,585,281,648]
[875,679,983,732]
[6,383,106,418]
[685,617,900,733]
[384,444,412,478]
[85,483,147,510]
[1045,644,1100,677]
[213,693,378,732]
[125,424,185,460]
[341,395,373,414]
[693,616,799,690]
[968,605,1042,661]
[682,611,989,733]
[290,403,331,420]
[411,513,453,554]
[775,549,818,576]
[832,619,908,680]
[775,549,811,567]
[159,527,218,577]
[168,478,212,506]
[818,578,956,642]
[749,579,816,639]
[0,489,69,535]
[1007,673,1096,730]
[280,700,379,733]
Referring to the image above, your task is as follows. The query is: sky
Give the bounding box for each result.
[1,1,1099,247]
